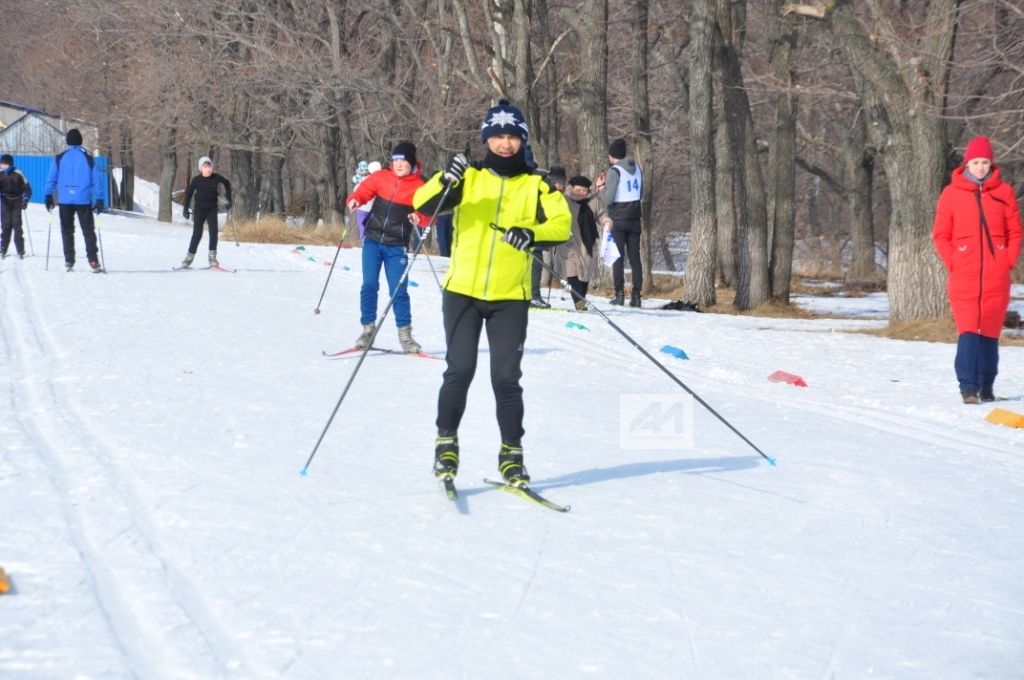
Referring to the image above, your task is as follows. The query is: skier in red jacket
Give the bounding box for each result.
[933,136,1022,403]
[344,141,428,353]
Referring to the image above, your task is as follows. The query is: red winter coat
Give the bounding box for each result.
[932,166,1022,337]
[345,165,428,246]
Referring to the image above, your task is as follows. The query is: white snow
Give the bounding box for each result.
[2,203,1023,679]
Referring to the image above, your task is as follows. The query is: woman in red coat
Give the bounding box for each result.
[933,136,1022,403]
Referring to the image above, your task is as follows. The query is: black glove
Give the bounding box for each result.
[224,199,232,211]
[502,227,535,251]
[94,199,104,214]
[45,195,55,212]
[21,193,30,209]
[183,206,191,219]
[442,153,469,186]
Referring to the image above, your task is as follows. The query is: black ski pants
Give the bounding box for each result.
[436,290,529,445]
[612,224,642,295]
[0,198,24,255]
[59,204,98,265]
[189,206,219,254]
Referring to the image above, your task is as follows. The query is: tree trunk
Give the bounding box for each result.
[157,125,177,224]
[119,126,134,211]
[314,123,342,232]
[714,84,736,288]
[268,155,286,215]
[631,0,655,293]
[303,184,320,228]
[845,112,876,283]
[826,0,958,325]
[683,0,717,307]
[573,0,608,180]
[768,1,798,302]
[718,3,769,310]
[230,148,257,220]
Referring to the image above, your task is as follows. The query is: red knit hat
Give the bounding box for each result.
[963,136,994,163]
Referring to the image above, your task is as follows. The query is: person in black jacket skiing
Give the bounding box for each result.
[0,153,31,259]
[181,156,232,268]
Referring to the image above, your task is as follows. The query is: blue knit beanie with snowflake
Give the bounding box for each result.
[480,99,529,143]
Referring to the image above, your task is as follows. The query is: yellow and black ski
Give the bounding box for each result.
[483,479,570,513]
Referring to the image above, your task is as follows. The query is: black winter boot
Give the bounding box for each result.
[629,292,641,308]
[961,388,979,404]
[610,291,625,306]
[980,386,996,402]
[498,444,530,486]
[433,433,460,478]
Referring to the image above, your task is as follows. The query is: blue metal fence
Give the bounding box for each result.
[12,154,110,207]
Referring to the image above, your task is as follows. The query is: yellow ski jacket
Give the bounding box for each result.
[415,167,571,301]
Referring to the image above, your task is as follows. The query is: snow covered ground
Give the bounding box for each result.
[2,203,1023,679]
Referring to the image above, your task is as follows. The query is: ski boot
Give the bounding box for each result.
[65,262,74,272]
[498,444,530,486]
[354,323,376,349]
[530,297,551,309]
[180,252,195,269]
[433,433,460,478]
[89,259,103,273]
[574,299,589,311]
[397,326,422,354]
[208,250,219,267]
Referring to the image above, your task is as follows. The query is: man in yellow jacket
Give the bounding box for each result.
[414,99,571,486]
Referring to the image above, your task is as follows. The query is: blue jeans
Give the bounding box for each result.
[361,238,412,327]
[954,332,999,392]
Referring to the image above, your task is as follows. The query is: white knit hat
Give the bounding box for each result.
[198,156,213,170]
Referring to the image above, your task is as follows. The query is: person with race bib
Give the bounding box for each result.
[597,137,643,307]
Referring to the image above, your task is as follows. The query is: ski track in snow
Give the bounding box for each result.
[1,265,263,679]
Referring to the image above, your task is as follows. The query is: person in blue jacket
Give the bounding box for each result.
[44,128,105,272]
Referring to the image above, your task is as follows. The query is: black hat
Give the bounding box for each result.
[66,128,83,146]
[0,154,13,165]
[547,165,567,184]
[480,99,529,143]
[391,140,417,165]
[568,175,592,188]
[608,138,627,159]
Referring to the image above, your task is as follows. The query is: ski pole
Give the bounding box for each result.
[96,211,107,273]
[23,206,35,256]
[45,210,53,270]
[422,248,444,291]
[490,223,776,466]
[313,212,352,315]
[301,182,454,475]
[229,208,239,246]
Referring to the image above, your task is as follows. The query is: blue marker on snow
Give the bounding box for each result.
[660,345,688,360]
[299,467,309,477]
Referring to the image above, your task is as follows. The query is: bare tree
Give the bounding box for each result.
[683,0,718,306]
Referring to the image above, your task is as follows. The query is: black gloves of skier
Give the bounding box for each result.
[442,153,469,186]
[45,195,54,212]
[94,199,104,214]
[183,207,191,219]
[502,227,535,251]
